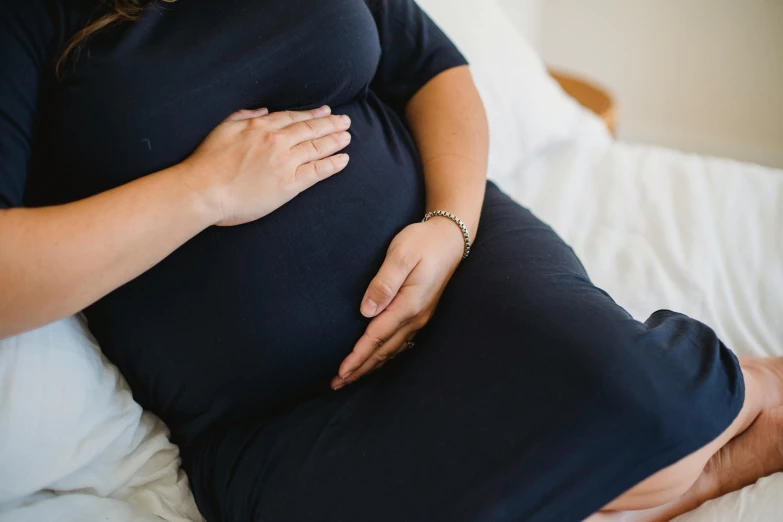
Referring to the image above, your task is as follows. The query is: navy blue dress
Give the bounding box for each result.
[0,1,743,520]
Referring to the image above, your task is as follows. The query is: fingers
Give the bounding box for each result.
[223,107,269,122]
[293,154,350,189]
[264,105,332,128]
[360,249,419,318]
[284,114,351,148]
[291,130,352,164]
[225,107,351,158]
[398,339,416,354]
[333,322,416,390]
[224,106,342,131]
[337,296,420,381]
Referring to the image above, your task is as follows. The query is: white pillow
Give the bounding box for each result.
[417,0,587,184]
[0,316,202,522]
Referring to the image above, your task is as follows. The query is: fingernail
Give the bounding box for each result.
[362,299,377,317]
[321,105,331,114]
[340,370,353,380]
[334,382,345,391]
[341,115,351,124]
[336,153,350,165]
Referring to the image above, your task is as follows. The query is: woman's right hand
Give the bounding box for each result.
[181,105,352,226]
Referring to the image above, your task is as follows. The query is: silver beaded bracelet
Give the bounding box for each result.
[422,210,472,259]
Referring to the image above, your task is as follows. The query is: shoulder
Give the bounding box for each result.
[0,1,62,68]
[0,0,90,68]
[0,0,63,29]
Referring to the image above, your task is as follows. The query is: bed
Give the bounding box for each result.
[1,0,780,521]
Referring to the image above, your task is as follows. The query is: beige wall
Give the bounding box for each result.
[499,0,783,169]
[497,0,544,50]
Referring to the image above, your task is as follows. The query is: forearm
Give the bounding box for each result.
[405,65,488,238]
[0,164,217,338]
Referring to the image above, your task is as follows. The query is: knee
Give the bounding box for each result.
[601,362,716,453]
[597,384,714,510]
[596,312,739,442]
[604,374,700,452]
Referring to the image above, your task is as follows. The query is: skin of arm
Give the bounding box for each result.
[0,165,217,338]
[406,65,488,241]
[334,65,489,387]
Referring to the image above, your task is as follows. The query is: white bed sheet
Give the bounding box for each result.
[500,119,783,361]
[492,115,783,522]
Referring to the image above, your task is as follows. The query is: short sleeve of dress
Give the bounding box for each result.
[0,1,57,209]
[365,0,468,114]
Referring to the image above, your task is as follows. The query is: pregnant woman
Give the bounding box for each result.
[1,1,781,521]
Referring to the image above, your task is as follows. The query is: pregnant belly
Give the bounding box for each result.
[86,98,425,442]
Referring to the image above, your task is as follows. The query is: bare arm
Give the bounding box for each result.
[0,164,215,338]
[405,65,488,239]
[0,106,352,339]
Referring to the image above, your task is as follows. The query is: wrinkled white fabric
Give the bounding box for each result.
[497,117,783,522]
[0,317,204,522]
[504,128,783,361]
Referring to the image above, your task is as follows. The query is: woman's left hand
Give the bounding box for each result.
[331,217,465,390]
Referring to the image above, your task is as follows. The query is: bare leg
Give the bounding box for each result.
[585,357,783,520]
[587,406,783,522]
